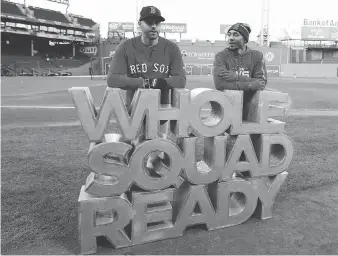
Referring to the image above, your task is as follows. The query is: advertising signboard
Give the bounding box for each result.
[301,26,338,40]
[301,26,331,40]
[108,22,134,33]
[330,27,338,40]
[179,45,285,65]
[303,18,338,27]
[266,65,280,78]
[180,46,219,65]
[160,23,187,33]
[79,46,98,57]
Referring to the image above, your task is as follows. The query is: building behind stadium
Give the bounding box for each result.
[1,0,338,78]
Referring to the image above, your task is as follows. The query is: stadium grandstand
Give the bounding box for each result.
[1,0,100,77]
[2,0,338,78]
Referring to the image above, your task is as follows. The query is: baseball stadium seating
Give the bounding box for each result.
[1,0,99,76]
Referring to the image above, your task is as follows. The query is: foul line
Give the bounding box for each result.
[2,105,338,117]
[1,83,106,97]
[1,105,76,109]
[0,88,286,110]
[2,86,280,98]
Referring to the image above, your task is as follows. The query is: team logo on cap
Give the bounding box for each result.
[150,6,156,14]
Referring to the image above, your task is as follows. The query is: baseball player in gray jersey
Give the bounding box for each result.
[213,23,268,91]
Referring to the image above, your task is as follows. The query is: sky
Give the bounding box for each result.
[15,0,338,41]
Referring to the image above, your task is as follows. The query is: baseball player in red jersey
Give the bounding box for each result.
[107,6,186,170]
[213,23,267,91]
[107,5,186,107]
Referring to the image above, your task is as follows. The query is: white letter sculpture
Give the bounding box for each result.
[69,87,293,254]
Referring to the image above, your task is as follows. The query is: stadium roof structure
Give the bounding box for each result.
[1,0,99,30]
[28,6,70,24]
[1,0,27,18]
[45,0,69,5]
[70,15,96,28]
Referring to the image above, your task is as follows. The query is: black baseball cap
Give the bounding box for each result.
[139,6,165,22]
[228,23,251,43]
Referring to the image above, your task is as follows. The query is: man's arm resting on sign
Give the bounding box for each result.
[107,74,144,89]
[216,68,263,92]
[163,44,186,89]
[213,53,238,91]
[106,43,143,89]
[213,52,267,91]
[236,76,266,91]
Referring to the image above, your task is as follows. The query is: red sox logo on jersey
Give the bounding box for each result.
[129,63,169,75]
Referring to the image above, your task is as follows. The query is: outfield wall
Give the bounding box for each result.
[280,64,338,78]
[180,45,288,66]
[92,42,338,78]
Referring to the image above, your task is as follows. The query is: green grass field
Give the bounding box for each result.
[1,76,338,255]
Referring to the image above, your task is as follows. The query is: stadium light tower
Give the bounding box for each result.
[135,0,145,36]
[260,0,271,47]
[23,0,70,13]
[136,0,139,33]
[45,0,70,13]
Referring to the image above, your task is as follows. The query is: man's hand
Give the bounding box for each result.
[219,69,238,82]
[142,78,153,88]
[142,78,173,90]
[150,78,172,90]
[248,80,266,91]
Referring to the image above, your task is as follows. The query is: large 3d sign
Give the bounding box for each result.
[69,87,293,254]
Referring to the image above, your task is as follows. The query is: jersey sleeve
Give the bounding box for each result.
[213,52,238,90]
[106,42,143,89]
[164,43,186,88]
[251,53,268,89]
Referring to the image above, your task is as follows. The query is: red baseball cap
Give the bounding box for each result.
[139,6,165,22]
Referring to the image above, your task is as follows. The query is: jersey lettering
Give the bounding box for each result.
[159,64,165,73]
[153,63,159,72]
[236,70,250,77]
[152,63,169,74]
[130,65,136,74]
[235,66,250,78]
[136,64,141,73]
[141,63,147,73]
[130,63,169,75]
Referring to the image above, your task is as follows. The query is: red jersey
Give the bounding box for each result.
[107,36,186,106]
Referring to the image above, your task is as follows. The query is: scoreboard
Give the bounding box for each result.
[301,26,338,41]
